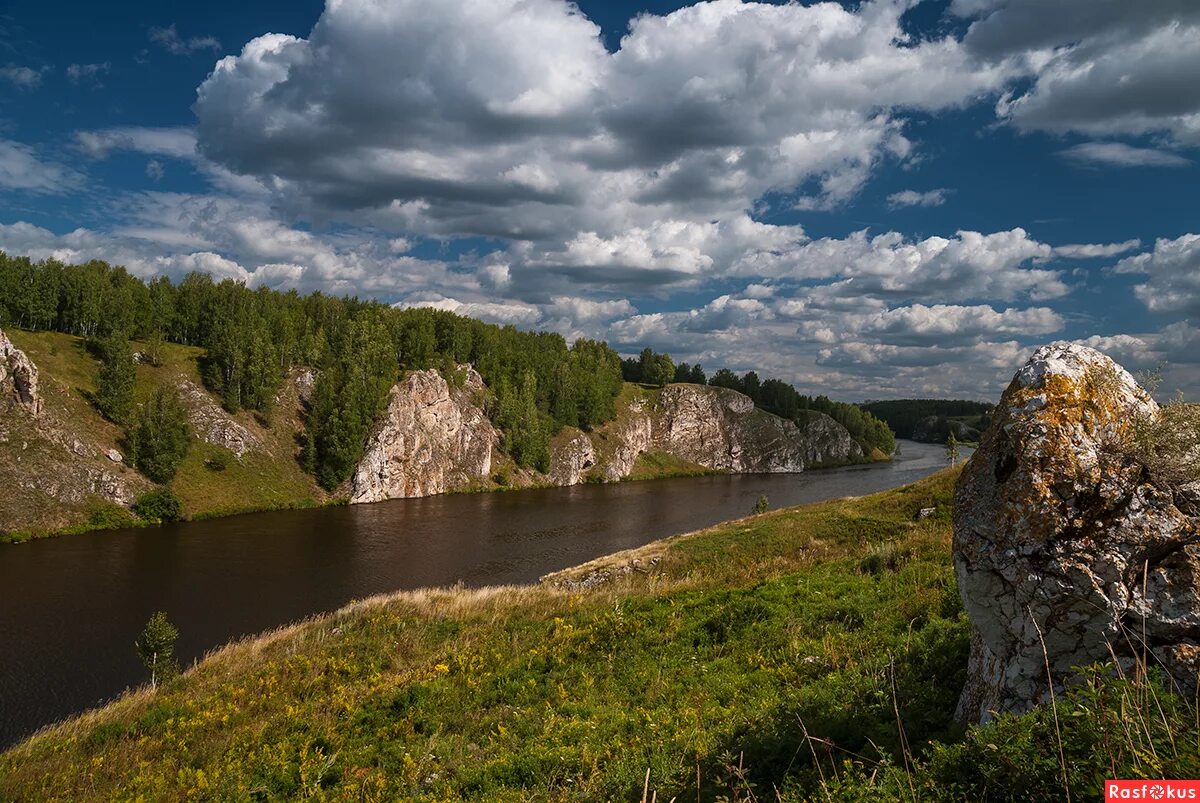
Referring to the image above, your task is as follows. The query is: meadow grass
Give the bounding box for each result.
[3,468,1192,800]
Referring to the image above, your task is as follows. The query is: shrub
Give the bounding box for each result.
[86,501,139,530]
[94,335,136,425]
[133,489,183,523]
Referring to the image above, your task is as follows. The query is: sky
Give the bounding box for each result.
[1,0,1198,401]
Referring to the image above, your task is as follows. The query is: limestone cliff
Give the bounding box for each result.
[650,384,861,473]
[350,367,496,503]
[349,376,867,502]
[548,383,862,486]
[1,328,42,416]
[954,343,1200,724]
[548,430,596,486]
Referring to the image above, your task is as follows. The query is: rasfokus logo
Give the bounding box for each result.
[1107,781,1200,800]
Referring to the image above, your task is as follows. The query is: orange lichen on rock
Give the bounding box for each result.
[953,342,1198,724]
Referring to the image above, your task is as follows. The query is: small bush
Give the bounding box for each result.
[133,489,183,523]
[753,494,769,514]
[86,501,139,530]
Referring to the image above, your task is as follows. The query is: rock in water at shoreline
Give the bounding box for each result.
[954,342,1200,724]
[351,367,496,502]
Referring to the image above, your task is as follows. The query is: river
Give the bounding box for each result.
[0,439,963,747]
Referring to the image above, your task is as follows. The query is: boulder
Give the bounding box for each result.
[0,328,42,416]
[351,367,496,502]
[954,342,1200,724]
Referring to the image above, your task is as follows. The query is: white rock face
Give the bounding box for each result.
[176,377,262,458]
[597,398,653,481]
[351,367,496,503]
[0,328,42,416]
[549,430,596,486]
[954,342,1200,724]
[652,384,860,473]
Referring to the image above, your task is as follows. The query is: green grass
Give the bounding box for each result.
[3,469,1191,800]
[1,330,327,539]
[626,449,716,480]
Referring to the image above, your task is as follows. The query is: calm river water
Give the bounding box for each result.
[0,439,962,747]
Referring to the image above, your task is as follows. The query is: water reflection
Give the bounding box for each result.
[0,439,963,745]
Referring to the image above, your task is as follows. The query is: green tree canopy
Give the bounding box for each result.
[94,335,136,425]
[130,388,192,483]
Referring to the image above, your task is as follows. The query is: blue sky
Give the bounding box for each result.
[2,0,1199,400]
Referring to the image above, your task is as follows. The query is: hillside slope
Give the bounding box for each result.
[0,329,327,539]
[3,469,1192,801]
[1,329,872,539]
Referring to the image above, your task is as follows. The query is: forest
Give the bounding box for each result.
[0,251,895,488]
[859,398,994,440]
[622,349,896,456]
[0,252,623,487]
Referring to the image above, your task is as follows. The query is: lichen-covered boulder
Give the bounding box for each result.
[351,367,496,502]
[954,342,1200,724]
[0,328,42,416]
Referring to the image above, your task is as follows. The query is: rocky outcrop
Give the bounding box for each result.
[954,342,1200,724]
[351,367,496,503]
[652,384,860,473]
[176,377,262,458]
[549,430,596,486]
[350,374,867,501]
[595,398,653,481]
[0,328,42,416]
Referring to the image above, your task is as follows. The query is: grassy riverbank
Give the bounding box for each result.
[3,468,1192,800]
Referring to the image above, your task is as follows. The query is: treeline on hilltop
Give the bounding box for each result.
[622,348,896,456]
[0,252,623,487]
[860,398,994,440]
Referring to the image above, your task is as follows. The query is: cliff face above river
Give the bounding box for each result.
[0,327,872,533]
[350,367,496,503]
[346,373,865,504]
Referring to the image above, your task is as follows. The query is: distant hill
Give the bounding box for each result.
[860,399,994,442]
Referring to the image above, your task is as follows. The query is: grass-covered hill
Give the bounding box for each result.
[0,252,895,497]
[0,329,328,540]
[3,469,1192,801]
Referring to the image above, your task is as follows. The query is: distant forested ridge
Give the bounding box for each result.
[0,252,622,487]
[860,399,994,440]
[623,348,895,457]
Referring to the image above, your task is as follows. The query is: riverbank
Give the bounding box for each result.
[4,467,1189,800]
[2,329,886,544]
[0,449,886,544]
